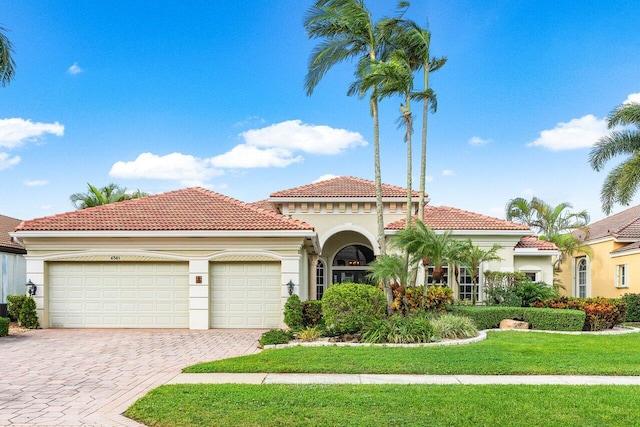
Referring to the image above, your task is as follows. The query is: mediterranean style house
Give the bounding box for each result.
[12,176,558,329]
[557,204,640,298]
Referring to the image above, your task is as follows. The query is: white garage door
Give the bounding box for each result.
[210,262,282,328]
[48,262,189,328]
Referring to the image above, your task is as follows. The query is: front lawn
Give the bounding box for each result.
[126,384,640,427]
[186,331,640,375]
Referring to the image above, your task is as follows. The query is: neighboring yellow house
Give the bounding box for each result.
[558,204,640,298]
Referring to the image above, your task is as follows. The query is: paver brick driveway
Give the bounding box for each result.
[0,328,263,426]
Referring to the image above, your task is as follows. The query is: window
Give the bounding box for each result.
[427,265,449,285]
[577,258,587,298]
[316,260,325,299]
[457,267,475,301]
[523,272,538,282]
[615,264,628,288]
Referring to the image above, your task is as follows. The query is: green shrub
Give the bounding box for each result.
[284,294,304,331]
[322,283,386,334]
[259,329,294,347]
[431,314,479,339]
[483,276,556,307]
[622,293,640,322]
[19,297,39,329]
[297,326,322,342]
[302,300,323,327]
[515,281,558,307]
[0,317,9,337]
[7,295,28,322]
[446,306,584,332]
[522,308,585,331]
[534,297,626,331]
[424,286,454,312]
[361,314,435,344]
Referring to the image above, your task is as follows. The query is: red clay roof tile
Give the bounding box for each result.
[385,206,531,231]
[271,176,422,198]
[515,236,559,251]
[16,187,314,232]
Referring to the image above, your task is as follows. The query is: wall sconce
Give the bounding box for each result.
[25,279,37,296]
[287,280,295,296]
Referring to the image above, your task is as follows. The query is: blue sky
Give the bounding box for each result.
[1,1,639,224]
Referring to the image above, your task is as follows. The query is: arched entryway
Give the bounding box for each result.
[331,244,375,284]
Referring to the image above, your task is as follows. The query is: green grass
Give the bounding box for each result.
[126,384,640,427]
[185,331,640,375]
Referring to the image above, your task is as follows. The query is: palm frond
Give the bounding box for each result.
[588,130,640,171]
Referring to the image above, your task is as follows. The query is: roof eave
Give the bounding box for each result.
[514,248,561,256]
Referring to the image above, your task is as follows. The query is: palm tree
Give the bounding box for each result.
[589,102,640,214]
[394,220,460,292]
[459,239,502,304]
[304,0,396,258]
[0,26,16,87]
[395,19,446,220]
[367,254,410,288]
[70,183,149,209]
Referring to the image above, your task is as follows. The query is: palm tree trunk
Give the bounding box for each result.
[418,68,429,220]
[405,94,412,229]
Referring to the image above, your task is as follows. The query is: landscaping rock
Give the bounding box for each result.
[499,319,529,330]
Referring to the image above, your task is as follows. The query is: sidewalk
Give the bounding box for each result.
[167,373,640,386]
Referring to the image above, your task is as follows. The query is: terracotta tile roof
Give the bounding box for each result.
[515,236,559,251]
[270,176,422,198]
[611,241,640,254]
[574,204,640,241]
[16,187,314,232]
[249,199,280,214]
[385,206,531,231]
[0,214,26,253]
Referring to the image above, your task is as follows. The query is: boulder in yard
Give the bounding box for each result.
[499,319,529,330]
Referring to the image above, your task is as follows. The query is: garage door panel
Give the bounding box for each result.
[210,262,282,329]
[49,262,189,328]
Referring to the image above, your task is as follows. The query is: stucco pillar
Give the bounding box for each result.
[309,254,319,300]
[188,259,209,329]
[25,257,45,327]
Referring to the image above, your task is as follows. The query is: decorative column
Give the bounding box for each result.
[188,259,209,329]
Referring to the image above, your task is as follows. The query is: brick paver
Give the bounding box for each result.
[0,329,263,426]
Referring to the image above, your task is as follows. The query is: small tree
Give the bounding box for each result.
[283,294,304,331]
[459,239,502,304]
[19,297,39,329]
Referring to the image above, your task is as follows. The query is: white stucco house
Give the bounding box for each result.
[11,176,558,329]
[1,214,27,315]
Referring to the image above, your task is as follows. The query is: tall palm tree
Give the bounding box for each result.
[70,183,149,209]
[366,254,410,288]
[304,0,395,258]
[589,102,640,214]
[459,239,502,304]
[0,26,16,87]
[396,19,446,220]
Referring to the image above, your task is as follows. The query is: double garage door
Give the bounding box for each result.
[48,261,282,329]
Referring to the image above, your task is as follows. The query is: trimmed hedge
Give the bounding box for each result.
[284,294,304,331]
[447,306,585,332]
[322,282,386,334]
[622,293,640,322]
[534,297,626,331]
[7,295,28,322]
[302,300,323,327]
[0,317,8,337]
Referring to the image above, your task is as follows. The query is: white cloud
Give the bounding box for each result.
[110,152,224,185]
[67,62,83,75]
[241,120,367,155]
[0,153,20,170]
[468,136,491,146]
[0,118,64,149]
[527,114,608,151]
[211,145,302,168]
[24,179,48,187]
[442,169,455,176]
[212,120,367,169]
[233,116,266,128]
[623,92,640,104]
[313,174,340,183]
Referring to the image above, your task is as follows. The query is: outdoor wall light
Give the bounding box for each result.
[25,279,37,296]
[287,280,295,296]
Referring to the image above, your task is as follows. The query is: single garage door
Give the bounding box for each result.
[210,262,281,328]
[48,262,189,328]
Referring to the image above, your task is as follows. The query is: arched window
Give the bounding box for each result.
[577,258,587,298]
[316,260,325,300]
[332,245,375,266]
